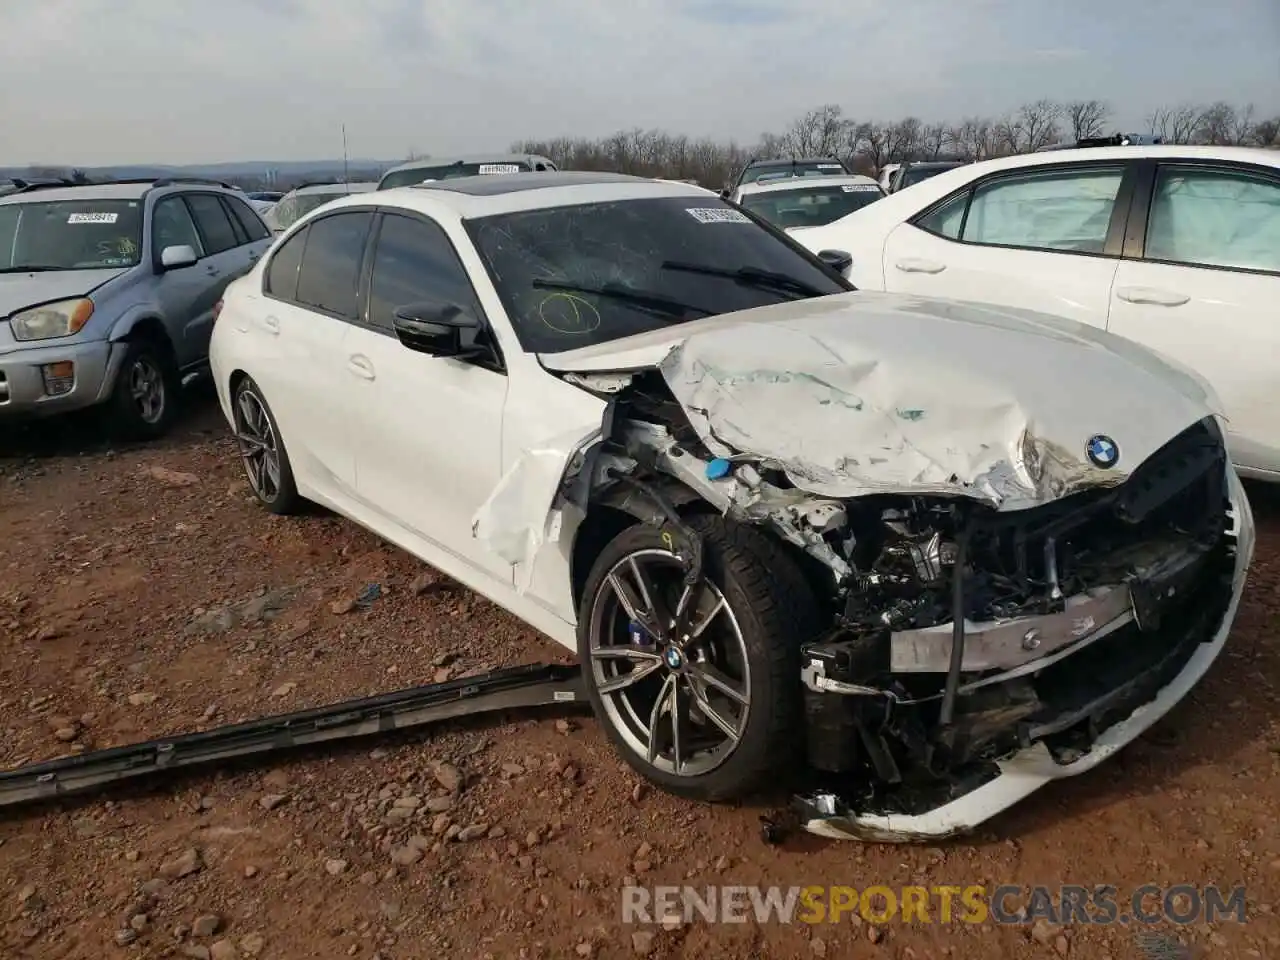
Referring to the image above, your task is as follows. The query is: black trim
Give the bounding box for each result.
[1121,158,1157,258]
[908,158,1141,260]
[220,195,250,246]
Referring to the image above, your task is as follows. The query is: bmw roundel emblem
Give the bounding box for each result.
[664,647,683,669]
[1085,434,1119,469]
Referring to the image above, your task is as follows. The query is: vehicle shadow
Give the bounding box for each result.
[0,382,229,466]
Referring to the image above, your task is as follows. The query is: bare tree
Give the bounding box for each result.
[921,123,950,159]
[1228,103,1257,145]
[783,104,849,157]
[1253,117,1280,148]
[1196,102,1239,145]
[1065,100,1110,141]
[1014,99,1062,152]
[1147,104,1205,144]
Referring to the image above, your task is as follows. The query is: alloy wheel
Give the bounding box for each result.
[128,356,166,425]
[587,548,751,777]
[234,389,282,502]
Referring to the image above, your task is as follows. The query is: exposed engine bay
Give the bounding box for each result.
[564,368,1237,829]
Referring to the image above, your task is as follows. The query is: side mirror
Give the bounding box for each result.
[392,301,482,358]
[817,249,853,275]
[158,244,198,270]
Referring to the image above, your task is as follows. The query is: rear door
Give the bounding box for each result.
[221,193,274,273]
[181,192,250,362]
[255,210,375,499]
[881,160,1139,328]
[1107,159,1280,474]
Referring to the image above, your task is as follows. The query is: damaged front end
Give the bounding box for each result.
[548,363,1246,841]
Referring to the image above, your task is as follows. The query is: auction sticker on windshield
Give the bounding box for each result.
[842,184,880,192]
[478,164,522,174]
[686,208,750,224]
[68,212,119,224]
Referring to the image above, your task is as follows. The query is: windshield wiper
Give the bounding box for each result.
[531,278,713,321]
[0,264,66,274]
[660,260,827,298]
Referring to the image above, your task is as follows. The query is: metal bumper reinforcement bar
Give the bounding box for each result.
[0,664,584,809]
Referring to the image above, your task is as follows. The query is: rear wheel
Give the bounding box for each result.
[232,376,301,515]
[107,338,179,441]
[577,514,821,801]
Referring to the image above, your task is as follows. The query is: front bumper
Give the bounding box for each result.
[798,467,1255,842]
[0,337,123,419]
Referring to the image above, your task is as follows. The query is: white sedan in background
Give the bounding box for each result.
[790,144,1280,479]
[730,174,885,232]
[208,171,1252,841]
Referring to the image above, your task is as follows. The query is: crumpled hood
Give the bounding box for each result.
[540,291,1220,509]
[0,268,127,320]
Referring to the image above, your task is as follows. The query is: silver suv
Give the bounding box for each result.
[0,177,273,439]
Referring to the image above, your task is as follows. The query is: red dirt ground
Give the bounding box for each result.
[2,395,1278,959]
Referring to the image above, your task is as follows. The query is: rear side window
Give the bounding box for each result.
[264,225,307,300]
[913,166,1125,255]
[1145,166,1280,273]
[295,212,373,320]
[224,195,270,242]
[184,194,239,255]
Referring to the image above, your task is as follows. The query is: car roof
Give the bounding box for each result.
[380,154,554,177]
[292,181,378,196]
[317,172,713,220]
[746,157,843,168]
[737,174,881,196]
[0,181,154,205]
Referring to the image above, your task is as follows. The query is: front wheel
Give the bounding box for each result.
[106,338,179,440]
[577,514,821,801]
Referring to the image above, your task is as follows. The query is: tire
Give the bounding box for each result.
[231,376,302,515]
[106,337,180,441]
[577,513,822,801]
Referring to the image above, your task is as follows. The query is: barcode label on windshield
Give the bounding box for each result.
[842,184,880,192]
[817,164,843,170]
[686,208,750,224]
[478,164,522,174]
[68,212,119,224]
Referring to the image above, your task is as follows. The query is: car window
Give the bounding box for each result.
[295,211,372,320]
[152,196,205,260]
[915,192,967,240]
[958,166,1125,254]
[467,196,850,354]
[264,224,307,301]
[1145,166,1280,273]
[184,194,239,255]
[224,195,271,242]
[739,183,884,230]
[0,198,145,270]
[367,214,481,332]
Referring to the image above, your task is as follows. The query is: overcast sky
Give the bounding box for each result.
[3,0,1276,166]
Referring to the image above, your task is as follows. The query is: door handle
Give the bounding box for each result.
[346,354,376,380]
[248,254,260,265]
[895,258,947,274]
[1115,286,1190,307]
[206,265,221,277]
[260,315,280,335]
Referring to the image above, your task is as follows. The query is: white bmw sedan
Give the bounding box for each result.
[210,171,1253,841]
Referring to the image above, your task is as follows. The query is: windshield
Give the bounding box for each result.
[378,161,535,190]
[0,198,144,270]
[466,196,850,354]
[740,183,884,229]
[902,164,961,188]
[265,191,347,231]
[738,161,846,186]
